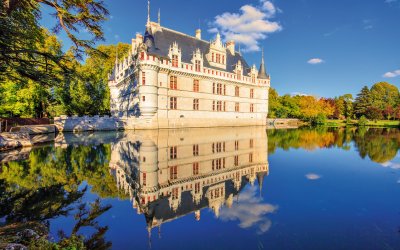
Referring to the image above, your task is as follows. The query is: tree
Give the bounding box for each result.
[334,97,345,119]
[341,94,353,118]
[365,106,383,121]
[268,88,280,118]
[353,86,371,118]
[0,0,109,87]
[370,82,400,111]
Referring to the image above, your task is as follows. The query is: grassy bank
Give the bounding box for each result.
[322,119,400,128]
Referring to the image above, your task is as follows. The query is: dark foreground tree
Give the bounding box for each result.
[0,0,109,86]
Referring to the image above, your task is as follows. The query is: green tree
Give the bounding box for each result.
[353,86,371,118]
[1,0,109,86]
[370,82,400,111]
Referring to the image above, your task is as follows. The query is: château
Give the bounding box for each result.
[108,5,271,129]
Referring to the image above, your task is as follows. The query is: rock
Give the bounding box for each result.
[0,132,32,152]
[5,243,28,250]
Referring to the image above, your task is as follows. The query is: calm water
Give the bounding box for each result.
[1,127,400,249]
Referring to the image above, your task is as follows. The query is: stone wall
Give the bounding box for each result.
[54,115,124,132]
[0,132,32,151]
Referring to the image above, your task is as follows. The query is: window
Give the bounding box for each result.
[235,140,239,151]
[217,101,222,111]
[216,54,220,63]
[250,139,254,148]
[250,104,254,113]
[212,101,215,111]
[235,102,240,112]
[212,53,214,62]
[193,80,199,92]
[170,146,177,159]
[234,155,239,166]
[250,89,254,98]
[172,55,179,67]
[143,173,146,186]
[235,86,240,97]
[170,166,178,180]
[172,187,179,199]
[213,83,215,94]
[224,85,226,95]
[249,153,253,163]
[170,76,177,89]
[223,102,226,112]
[195,182,200,194]
[193,162,199,175]
[237,70,242,81]
[193,99,199,110]
[195,60,201,72]
[140,52,145,60]
[170,97,177,110]
[217,83,222,95]
[142,72,146,85]
[193,144,199,156]
[222,55,225,64]
[142,96,145,102]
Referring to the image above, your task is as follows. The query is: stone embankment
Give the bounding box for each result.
[267,118,300,129]
[0,132,32,152]
[0,125,56,152]
[54,115,124,132]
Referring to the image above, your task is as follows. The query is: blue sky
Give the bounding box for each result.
[41,0,400,97]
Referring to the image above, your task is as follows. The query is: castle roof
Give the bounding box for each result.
[146,26,252,75]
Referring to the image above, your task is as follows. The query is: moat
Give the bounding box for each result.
[1,127,400,249]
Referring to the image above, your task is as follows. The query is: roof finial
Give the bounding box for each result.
[158,8,160,24]
[261,47,265,64]
[147,0,150,26]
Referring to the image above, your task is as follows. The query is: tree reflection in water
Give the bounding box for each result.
[0,144,116,249]
[268,127,400,164]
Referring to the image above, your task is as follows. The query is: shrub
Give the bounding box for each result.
[358,115,368,126]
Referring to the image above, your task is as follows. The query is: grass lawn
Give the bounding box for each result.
[323,119,400,127]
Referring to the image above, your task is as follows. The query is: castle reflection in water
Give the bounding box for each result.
[108,127,269,234]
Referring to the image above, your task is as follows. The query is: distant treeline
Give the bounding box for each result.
[269,82,400,122]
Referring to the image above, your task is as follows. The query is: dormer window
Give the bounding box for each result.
[172,55,178,67]
[169,42,182,68]
[237,70,242,81]
[195,60,201,72]
[216,54,220,64]
[207,33,227,70]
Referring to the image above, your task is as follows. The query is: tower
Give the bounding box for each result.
[258,47,269,79]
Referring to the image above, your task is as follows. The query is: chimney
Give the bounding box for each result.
[226,40,235,55]
[195,29,201,40]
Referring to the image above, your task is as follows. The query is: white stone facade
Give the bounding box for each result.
[109,21,271,129]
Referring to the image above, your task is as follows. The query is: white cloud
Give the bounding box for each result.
[305,173,321,180]
[209,1,282,52]
[219,186,278,234]
[385,0,397,3]
[381,161,400,169]
[383,69,400,78]
[290,92,310,97]
[308,58,324,64]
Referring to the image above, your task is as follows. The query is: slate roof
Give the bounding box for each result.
[145,26,252,75]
